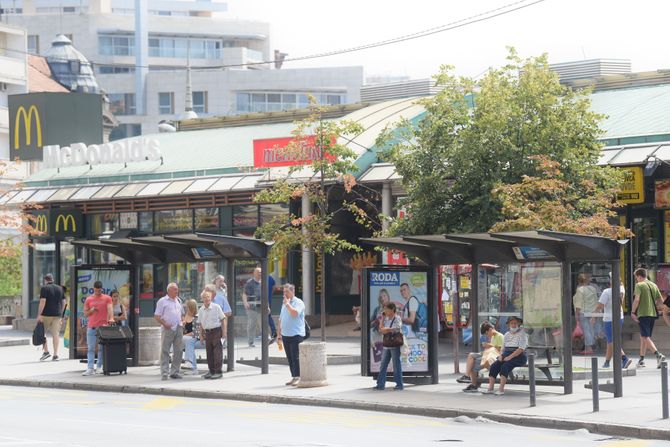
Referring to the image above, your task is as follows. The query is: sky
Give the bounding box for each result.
[229,0,670,81]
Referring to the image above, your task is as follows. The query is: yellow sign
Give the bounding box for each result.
[55,214,76,232]
[617,167,644,204]
[13,105,42,150]
[35,214,48,233]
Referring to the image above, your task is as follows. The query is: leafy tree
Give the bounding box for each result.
[383,48,623,236]
[0,160,42,257]
[0,241,22,295]
[254,102,380,340]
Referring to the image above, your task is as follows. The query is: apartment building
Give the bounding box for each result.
[1,0,363,136]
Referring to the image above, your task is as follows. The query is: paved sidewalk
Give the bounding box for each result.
[1,325,669,440]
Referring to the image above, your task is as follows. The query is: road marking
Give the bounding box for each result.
[0,435,53,445]
[141,397,183,410]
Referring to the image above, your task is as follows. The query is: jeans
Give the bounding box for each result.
[86,327,103,371]
[246,306,259,345]
[283,335,303,377]
[268,314,277,337]
[377,346,403,389]
[160,327,184,376]
[579,314,595,348]
[184,335,205,371]
[489,350,527,379]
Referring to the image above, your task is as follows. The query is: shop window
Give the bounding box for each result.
[260,203,289,225]
[108,93,136,115]
[88,213,119,237]
[195,208,219,230]
[31,240,56,317]
[60,241,75,293]
[139,211,153,234]
[632,216,659,277]
[154,209,193,233]
[233,205,258,227]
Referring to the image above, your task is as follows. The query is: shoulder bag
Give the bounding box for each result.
[382,317,404,348]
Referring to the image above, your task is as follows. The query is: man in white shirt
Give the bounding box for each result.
[198,288,225,380]
[595,277,632,369]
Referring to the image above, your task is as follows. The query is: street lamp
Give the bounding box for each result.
[643,154,670,176]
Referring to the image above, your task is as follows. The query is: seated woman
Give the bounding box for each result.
[460,321,503,392]
[482,315,527,396]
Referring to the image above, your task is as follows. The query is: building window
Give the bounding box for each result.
[109,123,141,141]
[99,35,135,56]
[27,35,39,54]
[235,91,346,114]
[88,213,119,237]
[155,209,193,233]
[192,91,208,114]
[232,205,259,227]
[158,92,174,115]
[147,36,220,59]
[195,208,219,230]
[108,93,136,116]
[98,66,135,74]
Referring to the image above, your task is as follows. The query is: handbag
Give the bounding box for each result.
[32,321,46,346]
[382,317,404,347]
[303,320,311,340]
[572,320,584,339]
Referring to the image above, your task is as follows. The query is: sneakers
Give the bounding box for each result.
[657,354,666,369]
[393,386,404,391]
[39,352,51,361]
[456,374,471,384]
[285,377,299,386]
[372,386,384,391]
[52,355,59,361]
[622,358,633,369]
[463,384,479,393]
[183,369,199,375]
[210,373,222,380]
[602,361,610,369]
[169,373,183,379]
[481,388,494,394]
[637,359,646,368]
[494,390,505,396]
[82,369,94,376]
[203,372,213,379]
[94,368,102,375]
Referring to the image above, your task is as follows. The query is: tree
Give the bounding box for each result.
[382,48,623,236]
[0,241,22,296]
[0,160,41,257]
[254,101,380,341]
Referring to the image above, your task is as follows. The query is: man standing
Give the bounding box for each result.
[198,288,226,380]
[267,275,278,344]
[82,281,114,376]
[595,276,632,369]
[242,267,262,347]
[277,283,305,386]
[631,268,666,368]
[36,273,65,361]
[154,283,185,380]
[213,275,232,317]
[573,273,599,355]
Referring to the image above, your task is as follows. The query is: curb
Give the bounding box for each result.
[1,378,668,440]
[0,339,29,348]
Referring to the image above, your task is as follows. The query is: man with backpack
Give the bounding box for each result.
[399,282,428,337]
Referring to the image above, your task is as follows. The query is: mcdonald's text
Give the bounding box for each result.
[43,138,161,169]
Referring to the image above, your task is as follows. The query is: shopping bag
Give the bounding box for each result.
[572,320,584,339]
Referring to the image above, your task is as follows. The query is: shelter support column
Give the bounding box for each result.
[562,260,573,395]
[612,259,623,397]
[431,266,440,384]
[132,264,140,367]
[226,260,234,371]
[261,258,269,374]
[382,183,392,233]
[302,194,314,314]
[471,263,480,353]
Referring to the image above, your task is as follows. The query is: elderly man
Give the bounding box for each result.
[198,288,226,380]
[154,283,185,380]
[277,283,305,386]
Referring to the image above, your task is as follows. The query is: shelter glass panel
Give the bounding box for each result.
[154,209,193,233]
[168,262,198,300]
[31,240,56,317]
[88,213,119,237]
[632,216,659,278]
[195,208,219,231]
[233,205,258,227]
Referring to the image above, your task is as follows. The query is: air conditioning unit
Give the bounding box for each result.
[0,83,7,91]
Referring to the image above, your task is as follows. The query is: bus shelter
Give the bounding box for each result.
[362,231,626,396]
[69,233,273,373]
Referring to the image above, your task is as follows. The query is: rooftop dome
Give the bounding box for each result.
[44,34,101,94]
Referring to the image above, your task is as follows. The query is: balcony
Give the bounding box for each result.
[0,55,27,85]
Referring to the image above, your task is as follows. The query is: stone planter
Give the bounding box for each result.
[297,341,328,388]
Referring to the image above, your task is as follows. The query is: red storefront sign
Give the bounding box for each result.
[253,135,334,168]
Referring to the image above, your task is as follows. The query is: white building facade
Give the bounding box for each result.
[1,0,363,136]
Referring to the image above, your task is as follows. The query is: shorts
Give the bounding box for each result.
[41,316,61,339]
[603,319,623,343]
[638,316,656,338]
[470,352,483,372]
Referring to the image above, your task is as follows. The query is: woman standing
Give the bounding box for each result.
[373,302,404,391]
[111,290,126,326]
[182,299,203,375]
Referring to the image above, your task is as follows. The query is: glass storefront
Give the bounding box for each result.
[30,240,56,316]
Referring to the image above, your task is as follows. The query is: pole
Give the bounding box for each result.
[611,259,623,397]
[561,260,573,394]
[132,264,140,367]
[431,266,439,384]
[225,260,234,372]
[528,353,536,407]
[662,360,669,419]
[591,356,599,412]
[261,258,269,374]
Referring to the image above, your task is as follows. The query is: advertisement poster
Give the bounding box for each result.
[368,269,429,373]
[73,268,132,357]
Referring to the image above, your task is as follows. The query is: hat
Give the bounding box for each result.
[507,315,523,325]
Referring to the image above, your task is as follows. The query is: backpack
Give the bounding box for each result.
[408,296,428,333]
[32,321,46,346]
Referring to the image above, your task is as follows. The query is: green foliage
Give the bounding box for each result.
[382,48,619,236]
[0,241,22,296]
[253,101,377,259]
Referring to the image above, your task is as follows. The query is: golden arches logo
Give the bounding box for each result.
[55,214,76,232]
[14,105,42,150]
[35,215,48,233]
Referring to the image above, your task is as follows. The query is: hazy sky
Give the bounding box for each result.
[230,0,670,80]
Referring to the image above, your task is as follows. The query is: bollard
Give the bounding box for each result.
[591,357,599,412]
[528,353,536,407]
[662,361,668,420]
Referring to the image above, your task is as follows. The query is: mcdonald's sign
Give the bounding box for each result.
[9,93,103,161]
[30,209,82,238]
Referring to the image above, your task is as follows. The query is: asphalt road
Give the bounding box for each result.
[0,386,668,446]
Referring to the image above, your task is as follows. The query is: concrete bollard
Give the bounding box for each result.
[297,341,328,388]
[138,327,161,366]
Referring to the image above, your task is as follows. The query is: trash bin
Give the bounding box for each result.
[97,325,133,375]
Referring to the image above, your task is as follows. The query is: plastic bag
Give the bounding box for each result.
[572,320,584,339]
